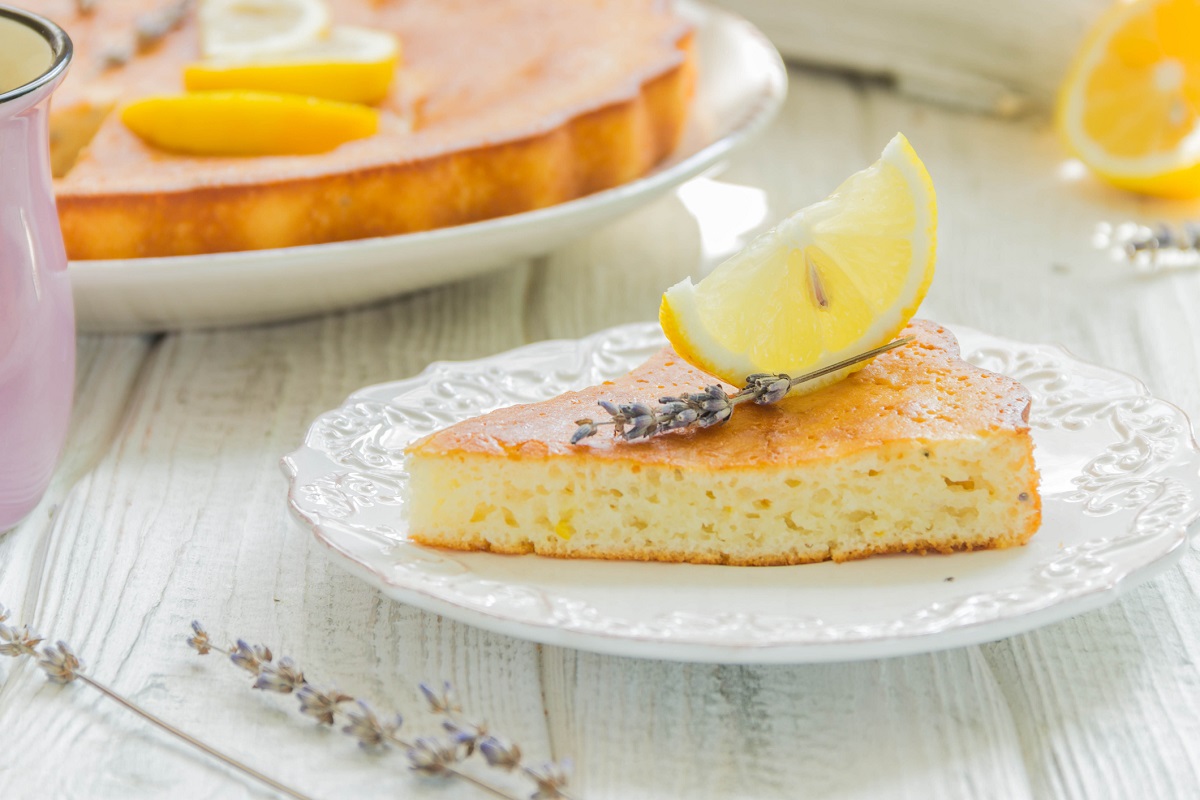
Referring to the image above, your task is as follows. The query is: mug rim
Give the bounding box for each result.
[0,4,72,106]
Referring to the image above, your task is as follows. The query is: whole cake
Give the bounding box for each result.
[404,321,1042,565]
[31,0,694,258]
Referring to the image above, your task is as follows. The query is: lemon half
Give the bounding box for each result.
[660,133,936,389]
[1058,0,1200,198]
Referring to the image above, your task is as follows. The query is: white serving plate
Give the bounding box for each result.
[69,1,786,332]
[282,323,1200,664]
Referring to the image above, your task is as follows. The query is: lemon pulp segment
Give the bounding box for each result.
[120,91,379,156]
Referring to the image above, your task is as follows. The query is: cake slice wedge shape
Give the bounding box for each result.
[405,320,1041,565]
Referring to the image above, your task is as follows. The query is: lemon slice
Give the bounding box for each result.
[121,91,378,156]
[660,133,936,389]
[199,0,331,61]
[185,26,400,105]
[1058,0,1200,198]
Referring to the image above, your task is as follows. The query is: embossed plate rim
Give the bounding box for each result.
[282,323,1200,663]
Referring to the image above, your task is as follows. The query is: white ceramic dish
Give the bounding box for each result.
[282,323,1200,664]
[69,1,786,333]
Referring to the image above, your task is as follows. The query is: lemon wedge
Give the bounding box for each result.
[660,133,936,389]
[185,26,400,105]
[121,91,378,156]
[199,0,331,61]
[1058,0,1200,198]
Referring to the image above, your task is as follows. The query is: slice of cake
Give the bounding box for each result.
[404,320,1041,565]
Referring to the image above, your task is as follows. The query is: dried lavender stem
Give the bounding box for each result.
[1096,220,1200,274]
[573,335,915,443]
[0,606,310,800]
[76,674,313,800]
[776,335,914,385]
[201,641,524,800]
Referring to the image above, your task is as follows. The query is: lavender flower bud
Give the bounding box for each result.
[529,758,573,800]
[758,377,792,405]
[254,656,304,694]
[230,640,272,674]
[134,0,189,52]
[419,681,460,714]
[38,641,82,684]
[658,401,698,430]
[597,400,622,418]
[570,419,599,444]
[186,621,211,655]
[675,407,700,426]
[99,44,132,69]
[658,400,687,415]
[619,401,655,418]
[297,685,351,726]
[692,386,731,413]
[342,700,400,748]
[0,623,43,658]
[695,403,733,428]
[442,717,486,754]
[479,735,522,770]
[407,737,460,775]
[598,399,628,436]
[622,402,658,440]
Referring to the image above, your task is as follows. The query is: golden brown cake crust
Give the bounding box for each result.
[410,320,1035,467]
[34,0,695,258]
[420,531,1040,566]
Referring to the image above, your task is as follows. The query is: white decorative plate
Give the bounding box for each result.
[69,1,786,333]
[282,324,1200,664]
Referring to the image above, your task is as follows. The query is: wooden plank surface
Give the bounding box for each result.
[2,65,1199,800]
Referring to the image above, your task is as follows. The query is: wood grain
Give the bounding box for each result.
[2,65,1199,800]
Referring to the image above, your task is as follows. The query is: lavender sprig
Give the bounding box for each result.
[572,336,914,444]
[0,604,311,800]
[134,0,192,53]
[419,681,572,799]
[95,0,193,70]
[1096,220,1200,274]
[191,622,572,800]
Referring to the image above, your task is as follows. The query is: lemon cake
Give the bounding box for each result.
[404,321,1042,565]
[29,0,694,258]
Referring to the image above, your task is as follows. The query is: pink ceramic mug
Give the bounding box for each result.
[0,6,75,532]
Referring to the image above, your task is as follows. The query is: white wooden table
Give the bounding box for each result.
[3,66,1200,800]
